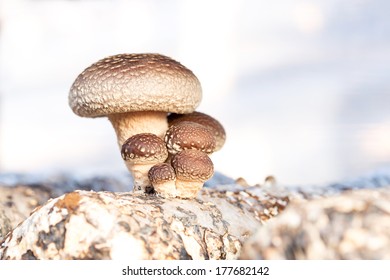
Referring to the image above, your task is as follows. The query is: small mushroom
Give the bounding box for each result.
[148,163,176,198]
[69,53,202,173]
[171,149,214,199]
[168,111,226,151]
[121,133,168,193]
[164,121,216,155]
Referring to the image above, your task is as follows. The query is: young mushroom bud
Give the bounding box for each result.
[171,149,214,199]
[165,121,216,156]
[168,111,226,151]
[148,163,176,198]
[121,133,168,193]
[69,53,202,175]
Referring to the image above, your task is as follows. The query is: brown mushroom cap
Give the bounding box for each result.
[69,53,202,118]
[148,163,176,185]
[168,111,226,151]
[121,133,168,164]
[165,121,216,154]
[171,150,214,182]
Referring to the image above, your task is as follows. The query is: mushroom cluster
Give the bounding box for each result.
[69,53,226,199]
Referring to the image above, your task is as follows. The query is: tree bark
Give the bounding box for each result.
[240,187,390,259]
[2,170,389,260]
[0,185,51,241]
[0,186,288,260]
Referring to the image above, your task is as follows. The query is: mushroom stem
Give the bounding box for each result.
[153,181,177,198]
[175,180,203,199]
[124,162,155,193]
[108,111,168,147]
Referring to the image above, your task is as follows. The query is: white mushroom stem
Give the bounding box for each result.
[124,162,155,193]
[153,181,177,198]
[108,111,168,147]
[175,180,204,199]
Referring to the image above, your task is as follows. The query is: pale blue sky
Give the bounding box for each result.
[1,0,389,185]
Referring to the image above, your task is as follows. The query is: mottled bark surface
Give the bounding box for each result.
[0,185,51,240]
[0,174,130,242]
[1,171,390,260]
[0,186,288,260]
[240,187,390,259]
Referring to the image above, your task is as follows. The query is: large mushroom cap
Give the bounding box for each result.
[69,53,202,118]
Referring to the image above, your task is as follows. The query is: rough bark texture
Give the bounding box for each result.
[0,185,51,240]
[1,170,390,260]
[240,187,390,260]
[0,186,288,260]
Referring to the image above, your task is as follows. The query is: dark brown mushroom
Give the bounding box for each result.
[148,163,176,198]
[171,149,214,199]
[168,111,226,151]
[165,121,216,155]
[121,133,168,193]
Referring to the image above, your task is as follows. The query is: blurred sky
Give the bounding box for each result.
[0,0,389,185]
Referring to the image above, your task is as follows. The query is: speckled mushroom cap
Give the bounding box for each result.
[69,53,202,118]
[148,163,176,184]
[171,150,214,182]
[165,121,216,154]
[168,112,226,151]
[121,133,168,164]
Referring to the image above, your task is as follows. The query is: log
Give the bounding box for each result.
[2,170,390,260]
[240,187,390,259]
[0,186,288,260]
[0,185,51,240]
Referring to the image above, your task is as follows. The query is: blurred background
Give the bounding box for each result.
[0,0,389,186]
